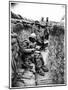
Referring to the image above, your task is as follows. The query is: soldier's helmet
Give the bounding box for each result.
[29,33,36,43]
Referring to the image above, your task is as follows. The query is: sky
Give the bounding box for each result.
[11,2,65,22]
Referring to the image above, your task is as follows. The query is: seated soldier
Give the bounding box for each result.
[17,30,35,70]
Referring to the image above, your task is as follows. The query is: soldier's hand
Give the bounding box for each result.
[35,50,40,53]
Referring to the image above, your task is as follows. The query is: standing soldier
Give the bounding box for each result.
[29,33,49,76]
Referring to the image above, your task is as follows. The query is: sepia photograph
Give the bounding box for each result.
[9,1,67,88]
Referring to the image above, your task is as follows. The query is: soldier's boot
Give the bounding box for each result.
[41,65,49,72]
[36,68,45,76]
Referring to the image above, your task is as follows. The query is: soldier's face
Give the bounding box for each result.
[29,37,36,43]
[32,38,36,43]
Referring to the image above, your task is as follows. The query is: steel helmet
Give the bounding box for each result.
[29,33,36,42]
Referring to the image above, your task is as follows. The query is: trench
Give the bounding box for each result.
[17,44,52,87]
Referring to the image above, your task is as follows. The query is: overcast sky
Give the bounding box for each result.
[11,2,65,22]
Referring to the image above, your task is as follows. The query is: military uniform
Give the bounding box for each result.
[17,30,34,69]
[29,33,49,76]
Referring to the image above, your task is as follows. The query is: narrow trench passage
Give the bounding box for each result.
[19,41,52,87]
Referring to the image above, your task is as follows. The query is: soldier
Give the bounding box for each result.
[29,33,49,76]
[44,17,49,40]
[17,30,35,70]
